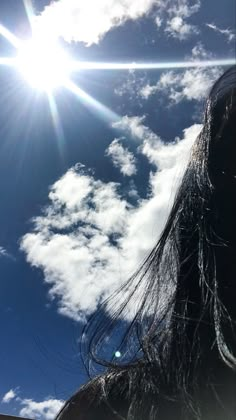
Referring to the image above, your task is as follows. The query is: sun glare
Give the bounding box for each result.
[16,38,71,91]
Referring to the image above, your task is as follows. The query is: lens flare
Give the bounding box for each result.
[70,58,236,71]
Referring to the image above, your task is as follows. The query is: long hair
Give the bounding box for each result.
[56,66,236,420]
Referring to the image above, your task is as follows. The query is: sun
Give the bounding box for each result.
[16,37,71,92]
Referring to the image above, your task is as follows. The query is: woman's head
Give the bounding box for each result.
[56,66,236,420]
[84,66,236,374]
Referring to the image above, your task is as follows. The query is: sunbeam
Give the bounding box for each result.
[47,92,66,158]
[22,0,35,29]
[0,23,22,49]
[64,80,120,124]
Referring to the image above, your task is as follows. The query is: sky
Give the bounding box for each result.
[0,0,235,418]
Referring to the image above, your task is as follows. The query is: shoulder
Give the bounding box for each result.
[56,363,165,420]
[56,368,131,420]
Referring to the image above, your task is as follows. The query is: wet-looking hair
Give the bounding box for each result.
[56,66,236,420]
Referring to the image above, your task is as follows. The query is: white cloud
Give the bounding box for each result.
[114,72,146,102]
[20,117,201,321]
[19,398,64,420]
[165,16,198,39]
[113,115,159,143]
[33,0,160,46]
[163,67,222,103]
[0,246,10,258]
[140,83,157,99]
[2,389,17,403]
[115,43,215,102]
[165,0,201,40]
[155,16,162,28]
[191,41,210,60]
[1,388,64,420]
[140,44,222,103]
[106,138,137,176]
[206,23,235,43]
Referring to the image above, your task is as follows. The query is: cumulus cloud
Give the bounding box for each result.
[106,138,137,176]
[33,0,160,46]
[206,23,235,43]
[2,389,17,403]
[19,398,64,420]
[20,117,201,321]
[165,0,201,40]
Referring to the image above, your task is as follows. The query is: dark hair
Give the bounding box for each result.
[56,66,236,420]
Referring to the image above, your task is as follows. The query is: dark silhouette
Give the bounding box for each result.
[56,66,236,420]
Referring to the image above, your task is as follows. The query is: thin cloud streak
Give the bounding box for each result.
[206,23,235,43]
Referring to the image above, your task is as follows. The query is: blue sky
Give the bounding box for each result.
[0,0,235,418]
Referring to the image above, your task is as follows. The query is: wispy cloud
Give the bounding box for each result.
[114,43,218,103]
[140,44,222,102]
[114,71,146,104]
[113,115,159,142]
[0,246,7,257]
[155,16,163,28]
[165,0,201,40]
[2,389,17,404]
[141,66,222,103]
[106,138,137,176]
[191,41,210,60]
[33,0,160,46]
[0,246,14,260]
[206,23,235,43]
[20,117,201,321]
